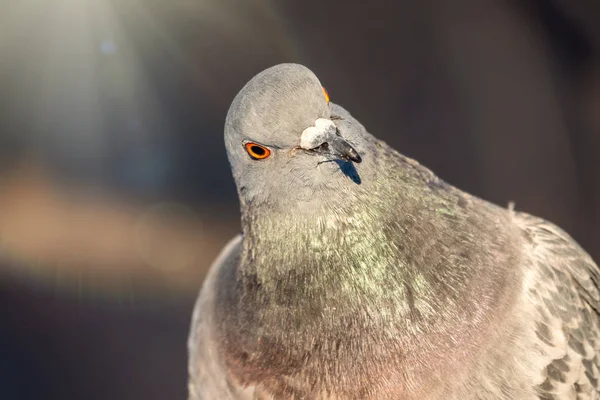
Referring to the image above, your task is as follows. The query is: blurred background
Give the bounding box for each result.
[0,0,599,398]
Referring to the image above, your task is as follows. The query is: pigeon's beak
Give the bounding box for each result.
[300,118,362,163]
[319,134,362,163]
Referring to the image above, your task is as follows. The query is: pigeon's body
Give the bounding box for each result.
[188,64,600,399]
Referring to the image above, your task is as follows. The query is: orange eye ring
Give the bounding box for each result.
[245,142,271,160]
[322,86,330,103]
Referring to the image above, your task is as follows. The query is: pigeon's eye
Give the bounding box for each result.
[322,86,330,103]
[245,143,271,160]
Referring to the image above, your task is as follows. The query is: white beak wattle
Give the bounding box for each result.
[300,118,337,150]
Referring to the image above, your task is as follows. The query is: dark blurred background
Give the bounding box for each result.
[0,0,599,398]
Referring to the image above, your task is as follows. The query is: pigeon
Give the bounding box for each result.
[187,63,600,400]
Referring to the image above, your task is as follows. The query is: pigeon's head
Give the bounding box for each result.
[225,63,369,209]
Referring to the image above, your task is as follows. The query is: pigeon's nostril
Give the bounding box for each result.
[305,142,329,154]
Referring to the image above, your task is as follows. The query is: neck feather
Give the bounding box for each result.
[218,149,522,395]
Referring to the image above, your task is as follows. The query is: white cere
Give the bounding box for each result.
[300,118,336,150]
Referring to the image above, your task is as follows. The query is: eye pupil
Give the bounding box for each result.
[251,146,265,156]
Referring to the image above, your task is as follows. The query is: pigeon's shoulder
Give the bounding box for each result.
[513,213,600,399]
[187,235,256,400]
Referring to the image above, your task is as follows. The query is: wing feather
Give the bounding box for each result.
[517,213,600,399]
[187,235,258,400]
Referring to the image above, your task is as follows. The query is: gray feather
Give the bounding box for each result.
[188,63,600,400]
